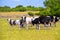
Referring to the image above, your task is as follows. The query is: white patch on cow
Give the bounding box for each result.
[15,20,20,25]
[57,17,59,19]
[53,16,55,19]
[48,24,50,27]
[45,24,50,27]
[7,18,11,22]
[53,16,56,22]
[47,16,50,17]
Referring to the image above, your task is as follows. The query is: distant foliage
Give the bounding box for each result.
[0,5,43,12]
[28,12,34,16]
[35,13,39,16]
[44,0,60,17]
[0,6,11,12]
[0,0,60,17]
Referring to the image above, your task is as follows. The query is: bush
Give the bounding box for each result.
[35,13,40,16]
[28,12,34,16]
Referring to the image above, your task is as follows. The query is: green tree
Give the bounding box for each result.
[16,5,23,8]
[44,0,60,17]
[13,5,26,12]
[26,5,35,11]
[0,6,11,12]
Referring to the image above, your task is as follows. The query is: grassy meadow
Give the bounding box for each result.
[0,12,60,40]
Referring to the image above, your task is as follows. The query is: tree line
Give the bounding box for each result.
[0,5,43,12]
[28,0,60,17]
[0,0,60,17]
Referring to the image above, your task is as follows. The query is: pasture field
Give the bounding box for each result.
[0,12,28,18]
[0,11,39,18]
[0,18,60,40]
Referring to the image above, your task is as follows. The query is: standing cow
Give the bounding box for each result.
[50,16,59,27]
[21,16,39,30]
[32,16,51,29]
[7,18,24,29]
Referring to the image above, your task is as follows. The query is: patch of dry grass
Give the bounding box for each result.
[0,11,39,18]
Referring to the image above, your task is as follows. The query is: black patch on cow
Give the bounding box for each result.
[55,17,59,22]
[20,19,24,27]
[9,19,13,26]
[50,16,54,22]
[32,18,40,25]
[13,20,16,25]
[50,16,59,22]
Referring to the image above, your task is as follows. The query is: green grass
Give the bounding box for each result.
[0,18,60,40]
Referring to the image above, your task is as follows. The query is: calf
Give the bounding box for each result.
[7,18,24,28]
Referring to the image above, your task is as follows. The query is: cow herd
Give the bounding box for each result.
[7,16,59,30]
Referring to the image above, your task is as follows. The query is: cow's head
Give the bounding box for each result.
[21,16,26,22]
[7,18,11,22]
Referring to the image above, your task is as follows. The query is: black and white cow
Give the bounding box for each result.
[32,16,51,29]
[50,16,59,27]
[7,18,24,28]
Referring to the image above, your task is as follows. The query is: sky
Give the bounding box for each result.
[0,0,45,8]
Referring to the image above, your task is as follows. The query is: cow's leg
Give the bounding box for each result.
[44,22,46,27]
[26,23,28,30]
[20,23,22,28]
[9,24,14,30]
[50,23,51,27]
[30,23,34,27]
[36,24,40,30]
[47,23,50,27]
[36,24,38,30]
[20,23,23,28]
[44,23,50,29]
[38,24,40,30]
[54,22,56,27]
[18,22,20,29]
[52,21,56,27]
[18,23,21,30]
[20,21,24,28]
[21,23,24,28]
[9,22,14,29]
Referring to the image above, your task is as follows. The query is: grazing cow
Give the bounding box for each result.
[50,16,59,27]
[22,16,39,29]
[32,18,40,29]
[7,18,24,28]
[32,16,51,29]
